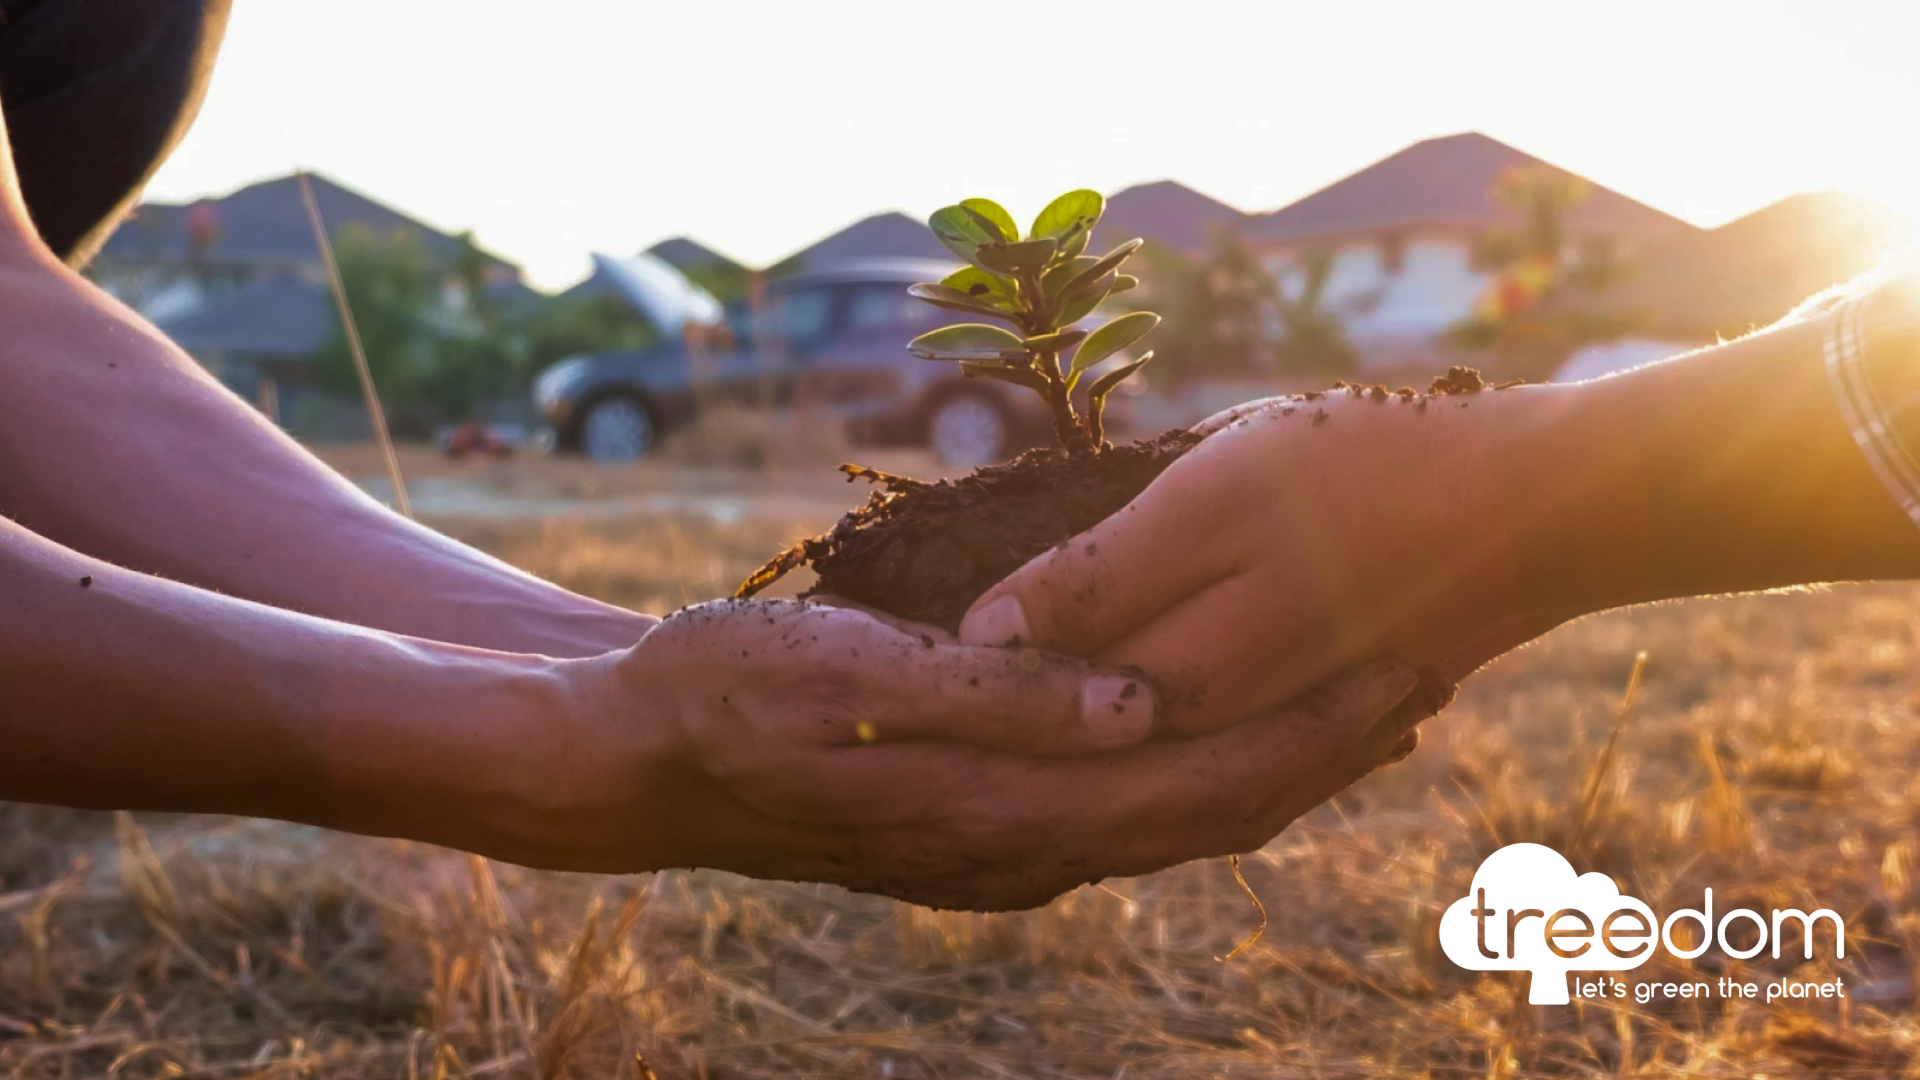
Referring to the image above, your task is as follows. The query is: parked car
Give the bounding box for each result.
[532,259,1136,468]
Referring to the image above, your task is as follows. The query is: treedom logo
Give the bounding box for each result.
[1439,843,1846,1005]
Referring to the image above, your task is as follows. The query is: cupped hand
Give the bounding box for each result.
[958,386,1582,735]
[531,598,1438,911]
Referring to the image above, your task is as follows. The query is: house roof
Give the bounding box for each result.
[1243,132,1695,246]
[1596,191,1916,340]
[783,211,951,269]
[1096,180,1246,254]
[98,171,521,276]
[644,236,743,272]
[158,276,336,359]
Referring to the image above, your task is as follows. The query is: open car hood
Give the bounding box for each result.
[590,252,725,335]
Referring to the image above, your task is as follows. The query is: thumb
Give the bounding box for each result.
[957,474,1230,658]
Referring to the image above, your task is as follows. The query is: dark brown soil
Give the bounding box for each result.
[738,429,1201,631]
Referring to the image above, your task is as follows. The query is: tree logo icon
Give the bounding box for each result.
[1439,843,1657,1004]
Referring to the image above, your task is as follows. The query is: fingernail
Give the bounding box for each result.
[961,594,1030,646]
[1081,676,1154,744]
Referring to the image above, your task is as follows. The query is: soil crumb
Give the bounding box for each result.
[1429,366,1487,395]
[739,430,1201,630]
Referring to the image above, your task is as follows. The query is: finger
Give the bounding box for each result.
[956,461,1237,658]
[846,630,1160,755]
[1095,568,1347,734]
[898,662,1422,884]
[1236,666,1454,839]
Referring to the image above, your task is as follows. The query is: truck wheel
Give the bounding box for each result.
[579,395,656,462]
[928,391,1009,470]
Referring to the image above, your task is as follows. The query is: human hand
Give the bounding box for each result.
[521,599,1438,911]
[957,384,1585,735]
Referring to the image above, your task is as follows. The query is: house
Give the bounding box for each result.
[91,171,536,414]
[779,211,952,271]
[1096,179,1246,256]
[1240,131,1697,369]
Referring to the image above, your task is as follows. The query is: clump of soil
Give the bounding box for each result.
[738,364,1513,636]
[1427,365,1487,395]
[739,430,1199,631]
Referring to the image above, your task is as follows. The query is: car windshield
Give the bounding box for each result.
[843,283,940,334]
[756,287,834,348]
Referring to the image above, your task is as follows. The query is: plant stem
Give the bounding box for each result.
[1035,351,1094,455]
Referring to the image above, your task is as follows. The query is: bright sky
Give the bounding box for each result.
[144,0,1920,290]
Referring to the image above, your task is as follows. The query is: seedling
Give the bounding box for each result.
[907,190,1157,453]
[737,187,1186,631]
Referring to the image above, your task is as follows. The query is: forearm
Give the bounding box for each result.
[1515,283,1920,614]
[0,515,598,859]
[0,251,654,656]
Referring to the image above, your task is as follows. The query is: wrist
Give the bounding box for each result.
[309,646,575,858]
[1536,310,1920,614]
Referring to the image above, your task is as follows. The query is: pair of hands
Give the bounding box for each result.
[533,387,1564,911]
[544,600,1438,911]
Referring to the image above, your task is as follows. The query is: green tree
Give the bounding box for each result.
[316,226,666,426]
[1151,230,1281,386]
[517,292,657,373]
[313,225,449,422]
[1448,166,1636,378]
[1272,248,1356,378]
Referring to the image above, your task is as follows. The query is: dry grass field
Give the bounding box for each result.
[7,436,1920,1078]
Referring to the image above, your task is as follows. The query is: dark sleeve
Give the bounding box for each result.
[0,0,230,266]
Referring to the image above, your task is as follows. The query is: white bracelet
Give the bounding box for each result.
[1824,292,1920,529]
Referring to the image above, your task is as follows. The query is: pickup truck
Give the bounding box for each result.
[531,258,1134,467]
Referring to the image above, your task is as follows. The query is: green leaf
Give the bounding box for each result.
[1022,327,1088,353]
[1055,284,1112,328]
[1041,256,1100,298]
[1087,352,1151,404]
[1110,274,1139,294]
[942,267,1014,306]
[908,282,1019,321]
[975,237,1058,277]
[961,361,1051,393]
[960,198,1019,243]
[1069,311,1159,376]
[1031,189,1104,246]
[908,323,1029,362]
[1062,239,1143,299]
[928,205,1005,271]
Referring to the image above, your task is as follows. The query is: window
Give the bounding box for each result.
[844,284,935,333]
[762,286,834,346]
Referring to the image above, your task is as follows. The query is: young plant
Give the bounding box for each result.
[906,190,1157,454]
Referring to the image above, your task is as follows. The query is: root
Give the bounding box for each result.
[839,463,928,493]
[734,542,809,599]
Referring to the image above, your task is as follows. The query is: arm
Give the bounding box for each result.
[0,111,648,658]
[958,268,1920,732]
[4,510,1441,910]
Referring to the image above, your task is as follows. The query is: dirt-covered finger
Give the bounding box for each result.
[919,663,1420,880]
[956,469,1234,659]
[842,634,1160,755]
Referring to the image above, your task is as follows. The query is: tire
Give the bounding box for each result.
[577,395,656,462]
[928,391,1010,470]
